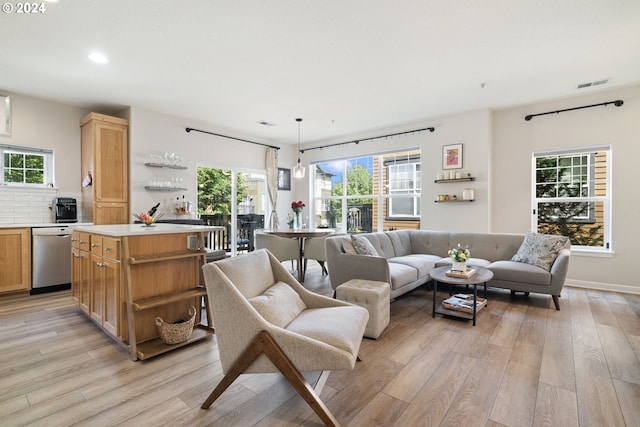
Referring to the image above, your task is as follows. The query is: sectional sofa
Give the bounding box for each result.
[325,230,571,310]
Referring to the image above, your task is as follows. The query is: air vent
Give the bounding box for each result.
[257,121,276,127]
[577,78,610,90]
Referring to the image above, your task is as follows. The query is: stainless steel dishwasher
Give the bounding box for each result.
[31,225,73,293]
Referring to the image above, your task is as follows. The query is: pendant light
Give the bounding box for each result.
[292,117,305,178]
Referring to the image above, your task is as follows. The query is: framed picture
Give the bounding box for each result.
[277,167,291,191]
[443,143,463,169]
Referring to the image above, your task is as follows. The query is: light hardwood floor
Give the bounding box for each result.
[1,262,639,427]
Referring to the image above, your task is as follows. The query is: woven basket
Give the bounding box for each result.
[155,306,197,345]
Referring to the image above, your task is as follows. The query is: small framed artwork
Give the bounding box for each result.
[277,167,291,191]
[443,143,463,169]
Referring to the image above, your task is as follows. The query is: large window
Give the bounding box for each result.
[312,149,420,232]
[1,144,53,187]
[533,146,610,251]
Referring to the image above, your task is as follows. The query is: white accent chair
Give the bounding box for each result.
[255,231,299,272]
[201,249,369,426]
[303,233,343,276]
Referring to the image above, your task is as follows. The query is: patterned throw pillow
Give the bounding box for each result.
[511,232,569,271]
[351,234,378,256]
[342,237,358,255]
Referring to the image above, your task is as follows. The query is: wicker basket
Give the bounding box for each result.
[155,306,197,345]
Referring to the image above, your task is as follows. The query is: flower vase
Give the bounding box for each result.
[293,211,302,230]
[452,261,467,272]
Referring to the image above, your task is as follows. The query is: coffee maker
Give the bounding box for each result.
[53,197,78,223]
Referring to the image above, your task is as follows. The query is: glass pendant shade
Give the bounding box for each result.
[293,117,305,178]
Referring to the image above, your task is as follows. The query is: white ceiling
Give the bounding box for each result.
[1,0,639,144]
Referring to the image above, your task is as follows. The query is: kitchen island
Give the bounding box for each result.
[71,223,217,360]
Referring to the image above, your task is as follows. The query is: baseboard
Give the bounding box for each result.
[565,280,640,295]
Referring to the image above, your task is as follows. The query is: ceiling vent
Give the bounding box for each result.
[577,78,610,89]
[257,121,276,127]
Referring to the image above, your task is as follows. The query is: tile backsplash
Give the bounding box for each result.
[0,187,83,224]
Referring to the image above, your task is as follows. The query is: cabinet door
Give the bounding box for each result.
[90,254,104,324]
[95,202,128,225]
[79,250,91,314]
[102,259,121,338]
[71,248,81,305]
[0,228,31,293]
[95,121,128,203]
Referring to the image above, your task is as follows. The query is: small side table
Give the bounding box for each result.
[430,266,493,326]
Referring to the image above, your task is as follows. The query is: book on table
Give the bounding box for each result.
[442,294,487,313]
[445,268,476,279]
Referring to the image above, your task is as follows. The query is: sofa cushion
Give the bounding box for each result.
[351,234,378,256]
[286,306,368,354]
[511,232,569,271]
[342,237,358,255]
[248,281,307,328]
[489,260,551,286]
[389,254,440,277]
[387,262,419,290]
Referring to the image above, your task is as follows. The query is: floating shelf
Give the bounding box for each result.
[144,186,188,192]
[434,199,475,203]
[145,162,188,170]
[435,177,475,183]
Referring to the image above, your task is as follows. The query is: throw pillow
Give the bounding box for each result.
[351,234,378,256]
[342,237,358,255]
[511,232,569,271]
[248,281,307,328]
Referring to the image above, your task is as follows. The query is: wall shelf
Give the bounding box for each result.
[434,199,474,203]
[144,186,187,192]
[435,177,475,183]
[145,162,188,170]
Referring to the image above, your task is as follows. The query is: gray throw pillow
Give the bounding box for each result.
[351,234,378,256]
[512,232,569,271]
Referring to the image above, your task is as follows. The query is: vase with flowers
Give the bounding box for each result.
[448,243,470,272]
[291,200,305,230]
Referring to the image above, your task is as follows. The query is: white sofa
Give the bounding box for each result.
[325,230,571,309]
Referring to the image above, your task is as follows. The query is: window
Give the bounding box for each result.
[385,155,421,218]
[1,144,53,187]
[312,149,420,232]
[533,146,610,251]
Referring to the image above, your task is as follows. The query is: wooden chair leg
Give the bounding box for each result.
[552,295,560,310]
[202,331,340,427]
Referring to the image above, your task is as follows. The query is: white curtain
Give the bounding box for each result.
[266,147,279,229]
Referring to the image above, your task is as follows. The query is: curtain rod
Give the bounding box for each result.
[299,126,435,154]
[524,99,623,121]
[185,127,280,150]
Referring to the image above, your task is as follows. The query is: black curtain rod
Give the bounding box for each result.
[524,99,623,121]
[300,126,435,154]
[185,127,280,150]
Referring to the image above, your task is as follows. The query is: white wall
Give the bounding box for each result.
[492,85,640,291]
[300,109,492,232]
[0,91,89,223]
[128,107,298,222]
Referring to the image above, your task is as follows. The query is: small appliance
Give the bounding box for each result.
[53,197,77,223]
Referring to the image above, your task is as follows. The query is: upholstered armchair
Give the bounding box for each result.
[201,249,369,426]
[255,231,299,271]
[303,232,345,275]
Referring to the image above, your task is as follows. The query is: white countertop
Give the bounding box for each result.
[74,223,219,237]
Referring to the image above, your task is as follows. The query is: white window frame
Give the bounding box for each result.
[386,160,421,218]
[1,144,54,187]
[532,145,611,254]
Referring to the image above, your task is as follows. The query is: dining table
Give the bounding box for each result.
[263,228,335,281]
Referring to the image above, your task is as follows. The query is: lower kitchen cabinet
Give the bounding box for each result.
[0,228,31,294]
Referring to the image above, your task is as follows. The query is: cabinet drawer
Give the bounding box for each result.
[90,235,103,255]
[77,232,91,251]
[71,231,80,248]
[102,237,120,260]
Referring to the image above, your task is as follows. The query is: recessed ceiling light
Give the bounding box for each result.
[88,52,109,64]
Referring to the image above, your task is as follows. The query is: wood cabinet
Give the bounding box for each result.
[0,228,31,294]
[81,112,129,224]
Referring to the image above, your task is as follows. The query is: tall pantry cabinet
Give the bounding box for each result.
[81,113,129,224]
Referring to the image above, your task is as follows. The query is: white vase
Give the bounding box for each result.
[452,261,467,272]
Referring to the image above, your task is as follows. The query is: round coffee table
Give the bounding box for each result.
[430,266,493,326]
